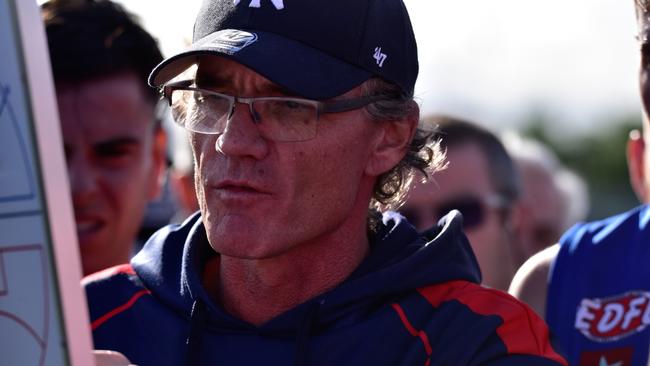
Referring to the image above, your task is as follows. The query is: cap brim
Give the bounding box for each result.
[149,30,372,100]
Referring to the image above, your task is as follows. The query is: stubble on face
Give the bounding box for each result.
[189,57,379,262]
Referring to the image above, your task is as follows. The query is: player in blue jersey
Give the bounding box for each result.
[86,0,567,365]
[509,2,650,364]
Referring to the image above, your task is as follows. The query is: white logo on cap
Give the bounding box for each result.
[373,47,387,68]
[199,29,258,55]
[234,0,284,10]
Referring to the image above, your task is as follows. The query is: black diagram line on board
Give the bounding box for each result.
[0,81,37,204]
[0,244,49,366]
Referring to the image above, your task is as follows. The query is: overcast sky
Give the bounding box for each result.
[116,0,641,135]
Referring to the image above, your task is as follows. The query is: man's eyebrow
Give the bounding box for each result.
[262,83,294,95]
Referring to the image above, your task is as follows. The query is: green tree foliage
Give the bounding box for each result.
[521,114,641,220]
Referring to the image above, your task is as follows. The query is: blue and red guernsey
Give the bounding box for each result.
[547,204,650,366]
[84,212,566,366]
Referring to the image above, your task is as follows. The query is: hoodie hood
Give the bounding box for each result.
[131,210,481,335]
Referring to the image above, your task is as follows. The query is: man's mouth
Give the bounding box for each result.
[214,180,270,200]
[75,218,104,238]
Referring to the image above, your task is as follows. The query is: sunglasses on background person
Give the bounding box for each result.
[400,194,508,230]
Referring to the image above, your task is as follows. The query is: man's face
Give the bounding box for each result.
[189,57,384,260]
[401,142,515,290]
[513,162,565,261]
[634,20,650,202]
[57,73,164,275]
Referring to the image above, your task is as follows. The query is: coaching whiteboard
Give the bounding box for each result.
[0,0,94,365]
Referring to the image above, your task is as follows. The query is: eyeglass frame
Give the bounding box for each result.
[161,80,388,141]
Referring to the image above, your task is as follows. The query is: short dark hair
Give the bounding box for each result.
[423,115,520,209]
[41,0,163,103]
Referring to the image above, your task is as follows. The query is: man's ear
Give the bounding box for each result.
[148,125,168,200]
[627,128,647,203]
[365,104,419,176]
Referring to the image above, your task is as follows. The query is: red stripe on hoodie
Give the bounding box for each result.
[418,280,567,366]
[92,289,150,331]
[82,263,135,285]
[391,303,433,366]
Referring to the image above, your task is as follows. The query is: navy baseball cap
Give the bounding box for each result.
[149,0,418,100]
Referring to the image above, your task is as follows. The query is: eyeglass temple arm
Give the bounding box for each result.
[161,80,195,106]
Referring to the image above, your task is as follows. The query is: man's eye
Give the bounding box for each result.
[283,101,302,109]
[285,100,313,111]
[268,100,311,115]
[96,145,132,158]
[94,140,139,161]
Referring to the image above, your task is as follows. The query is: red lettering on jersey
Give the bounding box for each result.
[575,291,650,342]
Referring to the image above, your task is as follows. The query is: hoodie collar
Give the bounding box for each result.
[133,210,481,333]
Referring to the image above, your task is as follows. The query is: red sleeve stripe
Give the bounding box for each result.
[82,263,135,285]
[418,280,567,366]
[91,289,150,331]
[391,303,432,366]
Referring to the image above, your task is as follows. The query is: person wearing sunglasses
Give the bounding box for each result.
[509,1,650,364]
[84,1,566,365]
[401,116,521,292]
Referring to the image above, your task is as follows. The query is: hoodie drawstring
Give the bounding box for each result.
[186,299,206,366]
[294,301,321,366]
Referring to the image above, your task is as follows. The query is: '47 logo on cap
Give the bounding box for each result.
[234,0,284,10]
[373,47,387,68]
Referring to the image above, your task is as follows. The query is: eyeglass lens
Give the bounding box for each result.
[170,89,319,142]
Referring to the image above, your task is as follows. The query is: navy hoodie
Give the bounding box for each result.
[84,211,566,366]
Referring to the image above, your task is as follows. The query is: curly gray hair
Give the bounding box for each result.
[361,79,445,213]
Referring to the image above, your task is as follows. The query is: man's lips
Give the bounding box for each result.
[213,180,271,199]
[215,180,266,192]
[75,217,105,240]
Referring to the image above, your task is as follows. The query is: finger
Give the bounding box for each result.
[94,350,134,366]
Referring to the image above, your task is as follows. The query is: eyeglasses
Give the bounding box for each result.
[400,194,508,230]
[162,80,386,142]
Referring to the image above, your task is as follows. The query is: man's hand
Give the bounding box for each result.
[94,350,134,366]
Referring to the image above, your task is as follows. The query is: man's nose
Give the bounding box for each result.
[67,152,99,204]
[215,102,268,159]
